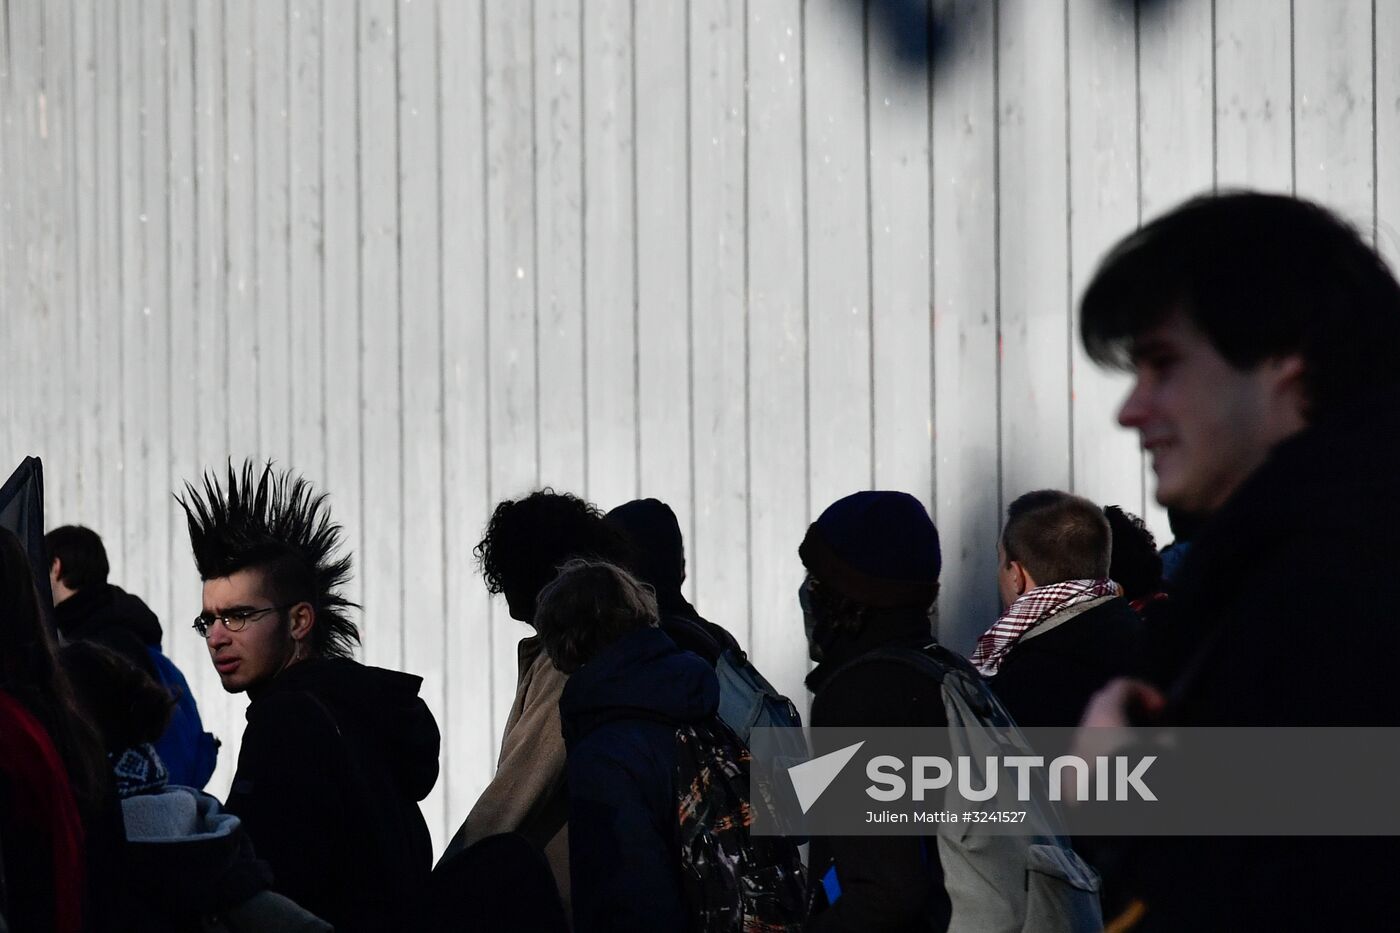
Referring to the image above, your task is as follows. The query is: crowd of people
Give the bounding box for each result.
[2,189,1397,932]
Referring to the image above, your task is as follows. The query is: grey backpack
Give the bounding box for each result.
[849,642,1103,933]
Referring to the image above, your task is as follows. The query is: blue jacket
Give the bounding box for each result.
[559,626,719,933]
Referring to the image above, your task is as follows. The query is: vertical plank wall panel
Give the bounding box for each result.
[582,0,638,510]
[483,0,540,744]
[397,0,448,849]
[440,0,495,836]
[288,0,327,485]
[1067,0,1141,515]
[7,0,37,480]
[320,0,365,635]
[868,1,931,506]
[1136,0,1214,536]
[1213,0,1294,191]
[1293,1,1374,231]
[357,0,404,672]
[534,0,587,495]
[1379,0,1400,270]
[931,0,999,652]
[998,0,1070,512]
[254,0,292,461]
[224,0,258,463]
[633,0,692,546]
[215,0,260,790]
[803,0,872,513]
[34,1,70,517]
[139,0,173,660]
[117,0,146,598]
[689,0,749,643]
[94,0,124,576]
[193,0,242,796]
[0,0,9,445]
[166,0,204,701]
[42,0,78,523]
[745,0,810,712]
[70,0,102,528]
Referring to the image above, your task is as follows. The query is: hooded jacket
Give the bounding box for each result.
[226,657,440,933]
[54,583,163,678]
[1118,385,1400,931]
[560,626,719,933]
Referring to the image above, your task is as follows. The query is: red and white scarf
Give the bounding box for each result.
[971,578,1121,676]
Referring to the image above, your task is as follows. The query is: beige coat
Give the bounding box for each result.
[443,636,571,916]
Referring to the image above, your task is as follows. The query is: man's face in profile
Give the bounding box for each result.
[1116,309,1305,515]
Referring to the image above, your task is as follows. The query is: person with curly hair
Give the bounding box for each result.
[442,488,630,915]
[178,460,440,933]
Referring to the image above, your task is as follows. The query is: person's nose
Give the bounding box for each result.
[206,621,232,650]
[1118,378,1150,430]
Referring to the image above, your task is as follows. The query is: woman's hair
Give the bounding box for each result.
[533,559,658,674]
[59,641,175,755]
[0,528,108,813]
[474,489,632,621]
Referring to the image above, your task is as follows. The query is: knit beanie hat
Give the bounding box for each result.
[799,491,941,609]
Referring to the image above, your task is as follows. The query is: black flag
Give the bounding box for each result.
[0,456,56,610]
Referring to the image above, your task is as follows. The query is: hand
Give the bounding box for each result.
[1070,678,1166,763]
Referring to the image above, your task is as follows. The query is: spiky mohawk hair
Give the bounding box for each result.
[177,460,360,658]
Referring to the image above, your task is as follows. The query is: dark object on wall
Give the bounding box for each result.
[0,457,55,613]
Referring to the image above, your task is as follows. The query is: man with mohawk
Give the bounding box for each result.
[179,461,441,933]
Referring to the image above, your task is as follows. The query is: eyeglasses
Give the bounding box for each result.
[192,605,295,638]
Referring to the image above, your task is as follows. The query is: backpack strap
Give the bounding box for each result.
[824,639,969,687]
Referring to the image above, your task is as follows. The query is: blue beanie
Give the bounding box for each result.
[799,491,941,609]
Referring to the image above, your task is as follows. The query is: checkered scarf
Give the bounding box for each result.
[971,578,1121,676]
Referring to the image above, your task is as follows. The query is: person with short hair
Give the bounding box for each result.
[1102,505,1164,611]
[973,490,1143,728]
[1074,191,1400,930]
[45,525,163,677]
[178,461,440,933]
[603,497,742,665]
[535,559,719,933]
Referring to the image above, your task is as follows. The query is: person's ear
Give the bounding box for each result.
[50,557,61,583]
[1011,561,1033,597]
[288,602,316,642]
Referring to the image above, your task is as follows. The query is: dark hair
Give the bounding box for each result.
[44,525,110,591]
[533,560,658,674]
[177,460,360,658]
[474,489,632,621]
[1103,505,1163,603]
[1002,490,1112,584]
[0,528,108,814]
[1081,192,1400,421]
[59,641,174,755]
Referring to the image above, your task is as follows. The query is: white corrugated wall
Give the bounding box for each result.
[2,0,1396,855]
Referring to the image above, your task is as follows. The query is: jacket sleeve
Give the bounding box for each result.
[566,726,686,933]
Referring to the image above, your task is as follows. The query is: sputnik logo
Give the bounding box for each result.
[788,741,865,814]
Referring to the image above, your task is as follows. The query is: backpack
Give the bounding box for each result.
[822,641,1103,933]
[146,647,219,789]
[714,647,810,835]
[674,718,807,932]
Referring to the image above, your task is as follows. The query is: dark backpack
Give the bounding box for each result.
[147,647,219,789]
[674,718,806,933]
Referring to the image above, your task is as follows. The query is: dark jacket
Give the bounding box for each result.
[560,626,719,933]
[1121,387,1400,931]
[988,595,1144,728]
[804,614,950,933]
[226,657,440,933]
[54,583,163,679]
[659,596,741,667]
